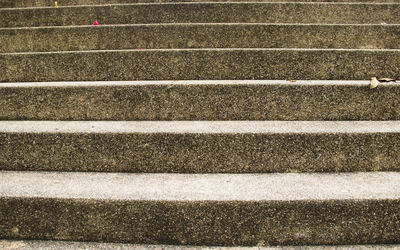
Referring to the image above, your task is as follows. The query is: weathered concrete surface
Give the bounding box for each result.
[4,24,400,53]
[2,49,400,82]
[1,81,400,121]
[3,3,400,27]
[1,121,400,173]
[2,171,400,201]
[1,241,399,250]
[1,172,399,246]
[4,0,400,8]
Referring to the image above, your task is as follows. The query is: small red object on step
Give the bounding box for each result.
[92,21,99,25]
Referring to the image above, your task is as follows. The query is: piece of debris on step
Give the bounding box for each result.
[92,21,99,26]
[287,79,296,82]
[54,1,58,7]
[370,77,380,89]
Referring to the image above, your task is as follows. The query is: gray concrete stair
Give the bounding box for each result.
[1,120,399,173]
[2,48,400,82]
[3,2,400,27]
[1,0,400,248]
[1,80,400,121]
[1,171,400,246]
[3,23,400,52]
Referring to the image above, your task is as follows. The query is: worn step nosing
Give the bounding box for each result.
[0,80,385,87]
[4,23,400,29]
[4,48,400,55]
[1,121,400,134]
[2,171,400,201]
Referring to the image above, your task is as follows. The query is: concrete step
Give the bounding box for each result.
[3,2,400,27]
[2,241,400,250]
[2,48,399,82]
[3,24,400,53]
[1,80,400,121]
[1,121,400,173]
[1,171,399,246]
[4,0,400,8]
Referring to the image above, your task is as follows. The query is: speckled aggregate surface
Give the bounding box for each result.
[1,80,400,120]
[0,172,399,246]
[2,0,400,247]
[4,23,400,52]
[1,198,399,246]
[3,2,400,27]
[2,49,400,82]
[1,121,400,172]
[4,0,400,8]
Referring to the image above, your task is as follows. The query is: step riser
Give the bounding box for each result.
[3,24,400,52]
[4,0,400,8]
[1,82,400,121]
[3,3,400,27]
[1,198,399,246]
[2,49,400,82]
[1,131,399,172]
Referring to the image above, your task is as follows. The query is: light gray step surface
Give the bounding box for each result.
[1,121,400,173]
[1,171,400,246]
[4,0,400,8]
[3,3,400,27]
[1,80,400,121]
[2,48,400,82]
[4,24,400,53]
[1,241,400,250]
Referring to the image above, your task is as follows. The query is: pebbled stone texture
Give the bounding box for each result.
[1,81,400,121]
[1,123,400,173]
[3,0,400,8]
[2,49,400,82]
[3,24,400,53]
[3,3,400,27]
[1,198,399,246]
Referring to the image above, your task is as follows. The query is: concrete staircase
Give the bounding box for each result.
[1,0,400,249]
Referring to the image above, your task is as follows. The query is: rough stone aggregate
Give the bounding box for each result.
[3,3,400,27]
[1,81,400,121]
[2,49,400,82]
[3,24,400,53]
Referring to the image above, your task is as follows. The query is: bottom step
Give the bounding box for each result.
[1,171,399,246]
[1,241,400,250]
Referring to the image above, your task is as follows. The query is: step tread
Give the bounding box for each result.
[2,171,400,201]
[3,23,400,52]
[2,80,399,121]
[3,0,400,9]
[1,120,400,134]
[2,49,400,82]
[1,240,400,250]
[3,2,400,27]
[0,79,381,87]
